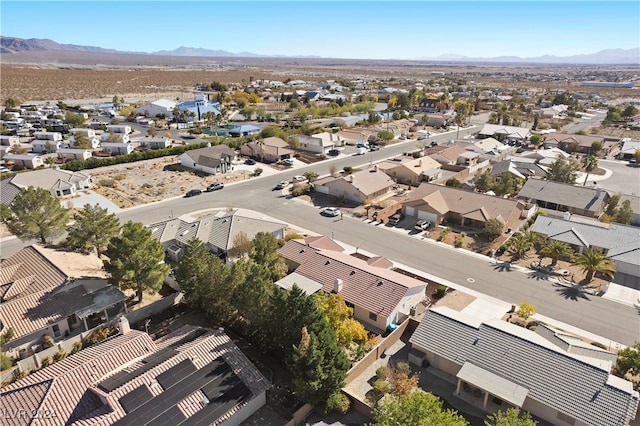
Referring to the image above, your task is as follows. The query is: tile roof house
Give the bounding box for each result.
[148,208,287,262]
[377,155,442,184]
[278,237,426,332]
[0,325,271,426]
[518,147,571,167]
[0,168,92,205]
[542,132,618,155]
[409,307,638,426]
[517,179,609,218]
[478,124,531,144]
[0,246,126,357]
[530,214,640,278]
[491,157,548,180]
[239,137,294,163]
[403,182,530,230]
[424,144,469,166]
[298,132,344,154]
[177,145,235,176]
[312,168,396,204]
[617,139,640,160]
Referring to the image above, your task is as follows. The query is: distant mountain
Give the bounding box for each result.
[0,36,119,54]
[2,36,638,64]
[152,46,260,57]
[415,48,640,64]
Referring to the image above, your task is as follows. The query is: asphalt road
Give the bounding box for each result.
[2,128,638,345]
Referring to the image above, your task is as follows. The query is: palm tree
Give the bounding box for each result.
[44,156,56,168]
[540,240,573,266]
[581,155,598,186]
[507,233,533,260]
[572,248,616,282]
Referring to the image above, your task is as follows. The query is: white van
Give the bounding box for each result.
[355,147,367,155]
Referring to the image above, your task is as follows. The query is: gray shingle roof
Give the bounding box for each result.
[518,179,608,213]
[410,308,639,426]
[531,215,640,267]
[0,177,21,205]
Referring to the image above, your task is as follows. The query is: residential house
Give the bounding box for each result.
[3,153,44,169]
[5,167,92,200]
[530,214,640,279]
[0,325,271,426]
[298,132,344,154]
[100,142,135,155]
[424,113,454,128]
[478,124,531,145]
[419,96,450,113]
[491,157,548,180]
[278,236,426,331]
[409,307,638,426]
[135,98,177,118]
[57,148,93,162]
[178,145,235,175]
[148,208,287,262]
[175,93,220,122]
[140,137,172,150]
[313,168,396,204]
[228,124,261,138]
[377,155,442,184]
[424,144,469,166]
[337,128,378,145]
[32,139,63,153]
[240,137,294,163]
[542,133,618,156]
[460,137,515,163]
[617,139,640,160]
[0,245,126,357]
[104,124,132,135]
[518,147,570,167]
[32,131,63,142]
[69,127,101,149]
[101,132,130,144]
[517,179,609,218]
[0,135,20,146]
[403,182,531,230]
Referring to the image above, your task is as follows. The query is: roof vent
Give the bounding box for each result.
[333,278,343,293]
[350,270,356,275]
[325,260,330,265]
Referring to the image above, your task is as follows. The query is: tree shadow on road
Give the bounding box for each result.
[527,270,551,281]
[554,283,591,301]
[493,261,513,272]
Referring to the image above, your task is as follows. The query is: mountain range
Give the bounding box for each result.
[2,36,639,64]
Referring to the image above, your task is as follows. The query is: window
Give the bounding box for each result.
[369,312,377,322]
[52,324,61,338]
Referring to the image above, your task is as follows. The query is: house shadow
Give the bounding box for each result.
[554,283,591,301]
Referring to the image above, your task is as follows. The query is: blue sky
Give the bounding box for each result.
[2,1,638,59]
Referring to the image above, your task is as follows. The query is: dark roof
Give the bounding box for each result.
[410,308,639,426]
[517,179,608,212]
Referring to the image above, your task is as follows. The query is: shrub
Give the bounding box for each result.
[525,320,540,330]
[42,334,55,349]
[326,391,350,414]
[40,357,52,368]
[71,341,82,354]
[253,167,263,176]
[53,349,67,362]
[85,326,115,346]
[1,353,12,371]
[98,178,117,188]
[113,173,126,181]
[373,378,390,395]
[376,366,388,380]
[291,183,310,197]
[343,166,353,174]
[435,285,447,299]
[285,232,304,241]
[454,232,466,248]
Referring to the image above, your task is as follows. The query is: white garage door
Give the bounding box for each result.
[405,207,415,217]
[417,210,437,223]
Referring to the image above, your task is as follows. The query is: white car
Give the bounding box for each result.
[283,158,295,166]
[275,180,290,189]
[322,207,341,217]
[292,175,307,183]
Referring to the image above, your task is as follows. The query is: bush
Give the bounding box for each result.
[343,166,353,174]
[435,285,447,299]
[42,334,55,349]
[71,341,83,354]
[253,167,263,176]
[525,320,540,330]
[454,232,466,248]
[1,353,13,371]
[326,391,350,414]
[85,326,115,346]
[284,232,304,241]
[376,366,388,380]
[99,178,117,188]
[373,378,390,395]
[396,362,410,374]
[40,357,52,368]
[53,349,67,362]
[291,183,310,197]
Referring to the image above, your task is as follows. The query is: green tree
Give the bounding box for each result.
[472,169,495,192]
[64,111,86,128]
[506,233,534,259]
[589,141,603,156]
[622,105,638,118]
[494,174,523,197]
[72,132,91,149]
[64,203,120,257]
[3,98,19,111]
[614,200,634,225]
[445,178,462,188]
[539,240,573,266]
[233,260,275,333]
[484,218,505,240]
[0,353,12,371]
[175,238,217,309]
[614,342,640,391]
[0,327,15,345]
[249,232,287,281]
[605,194,621,216]
[516,302,536,320]
[546,157,580,184]
[529,134,542,147]
[374,391,468,426]
[377,130,395,141]
[0,204,11,222]
[581,155,598,186]
[104,221,170,302]
[485,408,538,426]
[7,186,69,244]
[571,248,616,282]
[8,144,28,154]
[303,171,319,182]
[633,149,640,164]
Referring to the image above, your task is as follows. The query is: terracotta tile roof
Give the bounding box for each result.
[1,326,271,426]
[279,241,425,319]
[305,235,344,251]
[0,246,67,299]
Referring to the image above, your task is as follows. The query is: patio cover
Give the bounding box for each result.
[456,361,529,407]
[276,272,323,296]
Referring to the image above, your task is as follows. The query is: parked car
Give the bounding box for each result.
[283,158,295,166]
[369,144,381,151]
[184,189,202,197]
[275,180,290,189]
[322,207,341,217]
[355,147,367,155]
[356,143,369,149]
[327,149,340,156]
[388,212,404,226]
[206,182,224,192]
[414,219,431,231]
[0,166,10,173]
[245,158,256,165]
[292,175,307,183]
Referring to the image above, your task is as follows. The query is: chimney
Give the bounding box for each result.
[333,278,343,293]
[118,316,131,335]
